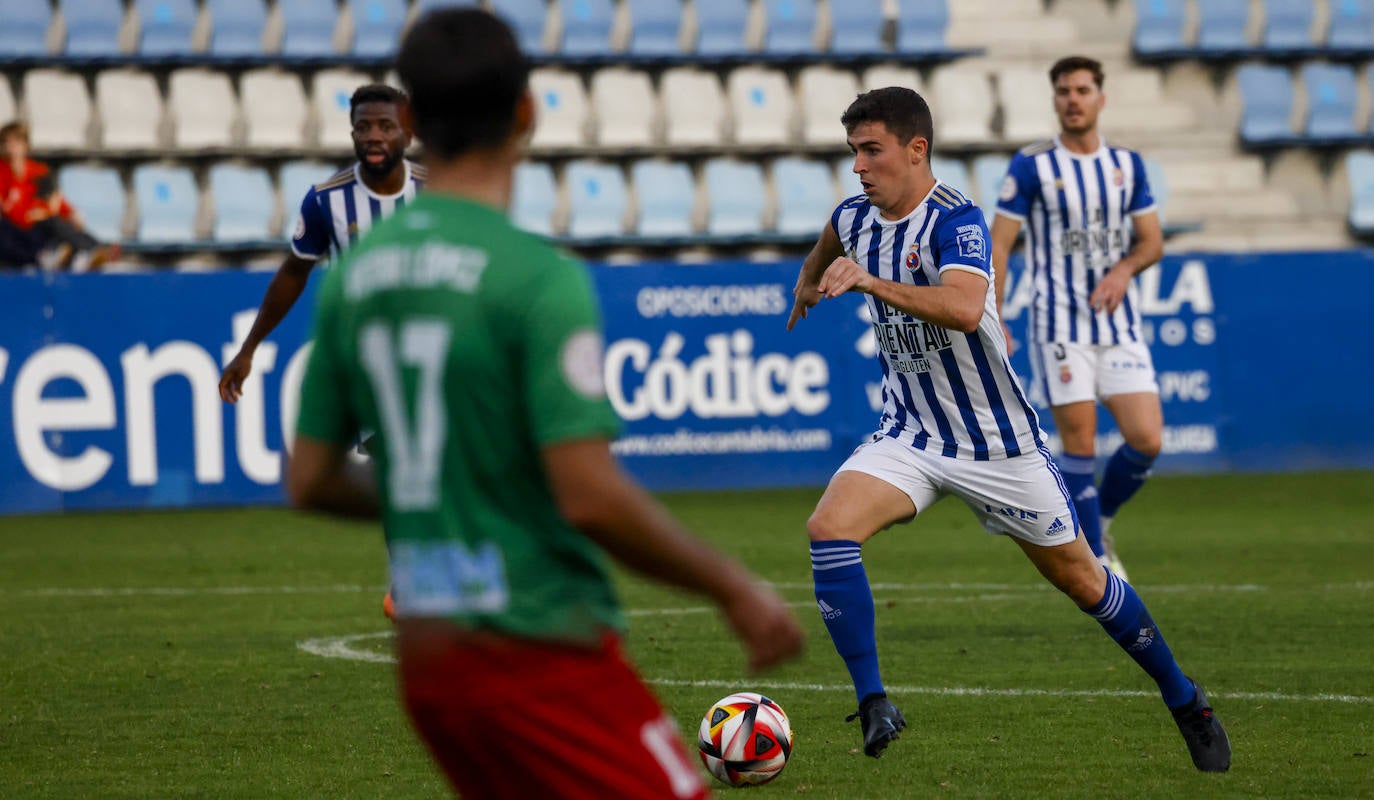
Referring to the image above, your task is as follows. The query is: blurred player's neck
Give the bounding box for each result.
[421,146,517,212]
[1058,127,1101,155]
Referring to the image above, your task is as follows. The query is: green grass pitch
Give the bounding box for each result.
[2,471,1371,799]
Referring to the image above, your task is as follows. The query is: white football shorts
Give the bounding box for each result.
[1029,340,1158,407]
[836,434,1080,546]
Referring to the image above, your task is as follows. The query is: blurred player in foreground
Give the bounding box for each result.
[286,9,804,798]
[787,86,1228,772]
[990,56,1166,580]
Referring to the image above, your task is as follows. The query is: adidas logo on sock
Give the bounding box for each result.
[817,598,843,620]
[1075,486,1098,501]
[1046,517,1067,535]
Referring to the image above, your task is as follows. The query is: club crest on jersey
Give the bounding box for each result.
[955,224,985,260]
[1112,168,1124,187]
[1059,365,1072,384]
[904,242,921,271]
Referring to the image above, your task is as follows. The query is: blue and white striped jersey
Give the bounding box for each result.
[831,182,1044,461]
[995,137,1155,345]
[291,160,425,262]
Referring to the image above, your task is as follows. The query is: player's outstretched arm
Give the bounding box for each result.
[542,438,805,673]
[285,435,380,519]
[1092,210,1163,314]
[219,253,316,403]
[787,222,844,330]
[989,214,1023,353]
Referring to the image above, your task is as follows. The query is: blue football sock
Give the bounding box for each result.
[1099,444,1156,520]
[1084,568,1196,708]
[1058,454,1104,557]
[811,540,884,703]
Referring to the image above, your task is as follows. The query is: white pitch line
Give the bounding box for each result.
[293,631,1374,705]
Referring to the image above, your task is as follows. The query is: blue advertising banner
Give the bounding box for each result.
[0,250,1371,514]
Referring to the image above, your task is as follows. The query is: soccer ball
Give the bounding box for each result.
[696,692,793,787]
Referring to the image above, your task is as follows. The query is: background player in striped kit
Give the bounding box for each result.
[219,84,422,619]
[787,86,1228,771]
[990,56,1165,580]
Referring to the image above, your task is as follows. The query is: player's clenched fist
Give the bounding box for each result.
[819,256,874,298]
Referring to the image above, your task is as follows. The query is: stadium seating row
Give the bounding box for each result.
[1134,0,1374,59]
[1237,61,1374,146]
[0,0,961,63]
[55,154,1062,249]
[3,62,1096,155]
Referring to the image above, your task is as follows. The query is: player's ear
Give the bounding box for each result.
[908,135,928,165]
[399,101,416,144]
[513,89,536,146]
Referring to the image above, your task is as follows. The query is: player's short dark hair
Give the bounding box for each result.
[1049,56,1105,88]
[396,8,531,158]
[840,87,934,152]
[349,84,407,123]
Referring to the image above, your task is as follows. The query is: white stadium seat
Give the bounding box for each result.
[929,66,995,146]
[590,68,657,148]
[529,69,590,149]
[660,68,726,147]
[240,69,308,150]
[798,66,859,145]
[21,69,92,150]
[312,69,372,151]
[95,69,163,151]
[168,69,239,150]
[727,66,795,146]
[997,67,1057,144]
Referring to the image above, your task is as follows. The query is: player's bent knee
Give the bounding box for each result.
[1128,432,1163,459]
[806,510,869,544]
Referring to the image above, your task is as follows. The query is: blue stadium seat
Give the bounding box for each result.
[1262,0,1314,51]
[349,0,408,58]
[631,160,695,237]
[1301,63,1360,140]
[62,0,124,58]
[564,160,627,238]
[772,158,833,236]
[831,0,885,56]
[560,0,615,57]
[1142,157,1170,222]
[626,0,683,57]
[136,0,196,57]
[277,161,333,237]
[931,156,971,197]
[969,154,1009,223]
[1346,151,1374,234]
[1196,0,1252,54]
[895,0,949,54]
[1132,0,1186,56]
[0,0,52,59]
[207,0,268,58]
[511,162,557,237]
[1236,63,1295,144]
[58,165,125,242]
[209,164,274,242]
[703,159,765,237]
[695,0,750,56]
[1327,0,1374,51]
[489,0,550,55]
[833,156,861,198]
[134,164,199,243]
[762,0,817,56]
[280,0,338,58]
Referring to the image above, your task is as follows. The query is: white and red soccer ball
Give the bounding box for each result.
[696,692,793,787]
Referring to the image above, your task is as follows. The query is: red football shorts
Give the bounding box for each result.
[396,624,707,800]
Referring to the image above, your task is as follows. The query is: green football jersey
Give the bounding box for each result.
[296,193,624,643]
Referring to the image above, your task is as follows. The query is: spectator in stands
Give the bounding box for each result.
[990,56,1165,582]
[0,122,118,270]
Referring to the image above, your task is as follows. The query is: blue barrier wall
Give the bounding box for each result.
[1,250,1371,514]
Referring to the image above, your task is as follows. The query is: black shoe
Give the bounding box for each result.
[1171,678,1231,772]
[845,693,906,758]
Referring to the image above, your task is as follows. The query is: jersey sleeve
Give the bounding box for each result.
[290,189,331,261]
[933,203,992,279]
[994,153,1038,222]
[294,267,358,446]
[1127,151,1157,216]
[521,253,622,446]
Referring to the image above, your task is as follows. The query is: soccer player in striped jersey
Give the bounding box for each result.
[219,84,423,620]
[788,87,1228,771]
[990,56,1164,581]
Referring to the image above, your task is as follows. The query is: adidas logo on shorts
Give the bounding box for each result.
[1046,517,1067,535]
